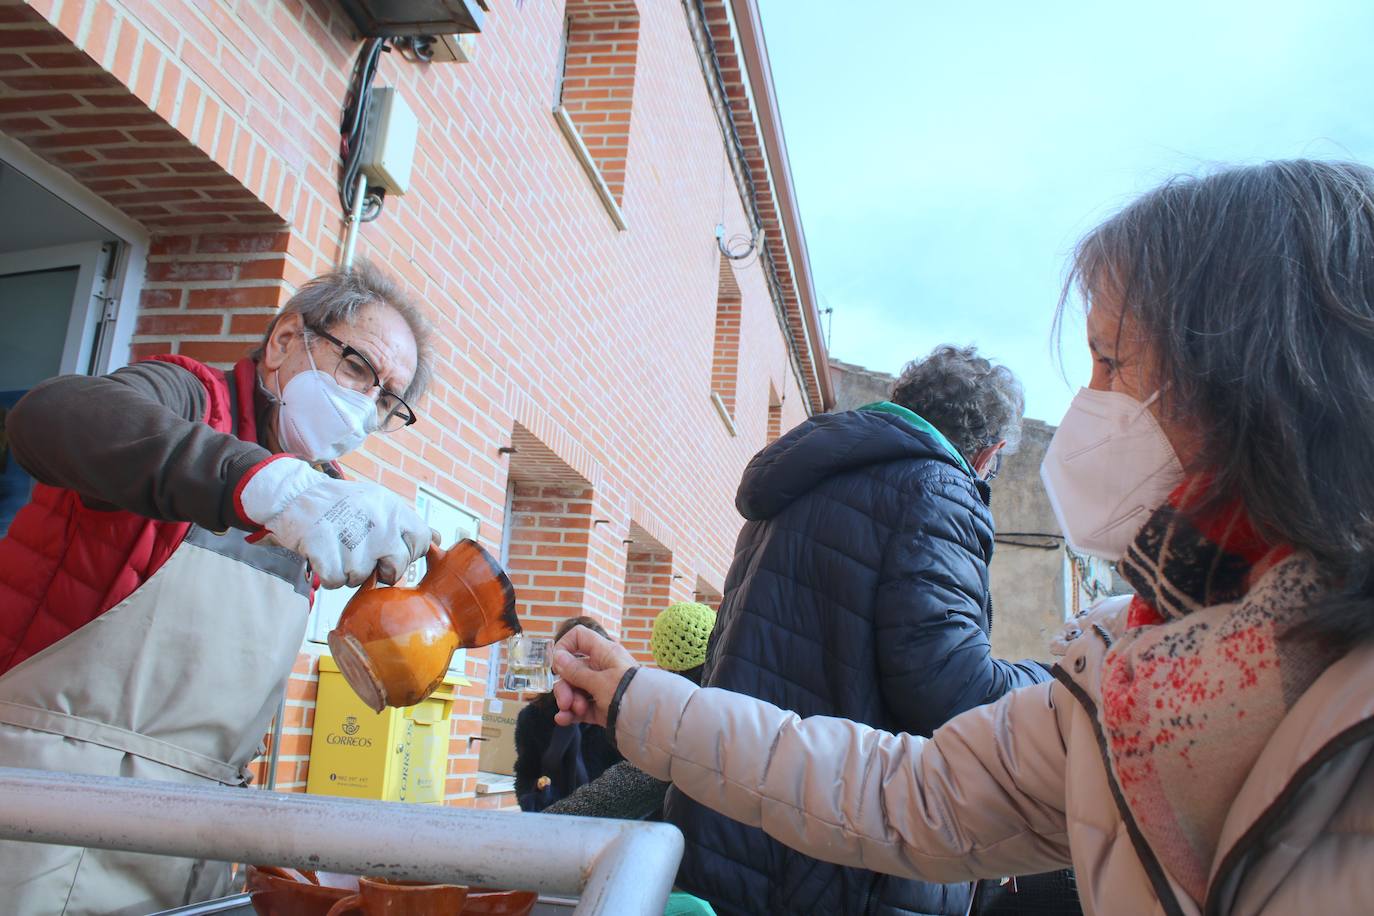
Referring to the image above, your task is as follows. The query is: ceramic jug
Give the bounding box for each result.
[327,539,520,712]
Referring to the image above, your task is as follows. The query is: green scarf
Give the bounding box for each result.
[858,401,974,476]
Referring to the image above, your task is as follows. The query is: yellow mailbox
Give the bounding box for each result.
[306,655,459,805]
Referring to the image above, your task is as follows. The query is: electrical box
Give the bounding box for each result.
[360,87,418,196]
[338,0,486,38]
[306,655,458,805]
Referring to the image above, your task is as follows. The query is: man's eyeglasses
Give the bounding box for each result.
[308,328,418,433]
[985,452,1003,482]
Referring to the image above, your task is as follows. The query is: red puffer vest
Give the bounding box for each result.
[0,356,261,675]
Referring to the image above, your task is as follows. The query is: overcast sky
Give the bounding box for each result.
[755,0,1374,422]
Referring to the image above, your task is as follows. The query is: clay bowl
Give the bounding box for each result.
[325,877,468,915]
[246,866,358,916]
[328,540,520,711]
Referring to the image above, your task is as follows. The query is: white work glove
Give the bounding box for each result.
[238,457,432,589]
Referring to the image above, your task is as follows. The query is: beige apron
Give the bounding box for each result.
[0,524,311,916]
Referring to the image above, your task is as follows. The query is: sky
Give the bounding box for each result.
[754,0,1374,423]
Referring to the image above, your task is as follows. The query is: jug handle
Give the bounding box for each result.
[358,542,445,590]
[325,894,362,916]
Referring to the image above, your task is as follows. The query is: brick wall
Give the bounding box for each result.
[2,0,821,808]
[129,230,292,362]
[693,580,723,612]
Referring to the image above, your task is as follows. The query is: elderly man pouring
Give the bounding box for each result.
[0,261,435,914]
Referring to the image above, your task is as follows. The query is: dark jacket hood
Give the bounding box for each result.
[736,409,982,521]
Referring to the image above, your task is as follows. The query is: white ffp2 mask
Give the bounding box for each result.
[274,340,377,462]
[1040,388,1184,561]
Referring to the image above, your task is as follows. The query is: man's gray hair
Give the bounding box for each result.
[255,258,434,402]
[889,345,1024,460]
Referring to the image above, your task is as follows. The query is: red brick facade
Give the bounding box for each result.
[0,0,826,805]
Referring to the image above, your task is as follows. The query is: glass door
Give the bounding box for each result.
[0,241,119,535]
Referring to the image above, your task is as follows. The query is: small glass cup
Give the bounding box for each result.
[504,635,554,692]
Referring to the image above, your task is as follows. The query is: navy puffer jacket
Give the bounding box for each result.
[665,408,1049,916]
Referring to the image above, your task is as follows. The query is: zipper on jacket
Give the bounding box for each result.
[1202,714,1374,916]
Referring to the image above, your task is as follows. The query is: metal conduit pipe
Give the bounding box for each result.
[0,766,683,916]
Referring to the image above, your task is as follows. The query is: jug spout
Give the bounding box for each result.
[421,540,521,648]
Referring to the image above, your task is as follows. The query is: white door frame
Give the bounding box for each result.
[0,243,107,377]
[0,132,149,374]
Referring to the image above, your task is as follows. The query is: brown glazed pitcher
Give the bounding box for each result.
[327,539,520,712]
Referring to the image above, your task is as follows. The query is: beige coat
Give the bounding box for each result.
[616,597,1374,915]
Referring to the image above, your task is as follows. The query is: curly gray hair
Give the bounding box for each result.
[889,345,1024,460]
[253,258,434,403]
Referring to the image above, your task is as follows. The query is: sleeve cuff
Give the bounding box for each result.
[231,453,292,530]
[605,666,640,753]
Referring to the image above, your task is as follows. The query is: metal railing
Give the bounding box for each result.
[0,766,683,915]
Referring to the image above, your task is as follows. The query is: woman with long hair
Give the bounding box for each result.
[512,616,621,812]
[550,160,1374,914]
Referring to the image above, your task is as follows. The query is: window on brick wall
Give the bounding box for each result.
[693,578,723,613]
[767,382,783,444]
[710,257,742,434]
[553,0,640,228]
[619,523,673,666]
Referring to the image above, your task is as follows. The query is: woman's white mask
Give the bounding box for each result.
[1040,388,1184,561]
[274,334,377,462]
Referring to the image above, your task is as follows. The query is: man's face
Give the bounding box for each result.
[260,303,419,452]
[265,303,418,401]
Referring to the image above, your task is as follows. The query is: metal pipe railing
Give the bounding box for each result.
[0,766,683,916]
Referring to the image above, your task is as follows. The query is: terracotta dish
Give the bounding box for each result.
[246,866,357,916]
[462,889,539,915]
[325,876,468,915]
[328,540,520,711]
[245,868,538,916]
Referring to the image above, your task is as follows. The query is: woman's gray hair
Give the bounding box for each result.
[254,258,434,402]
[1058,159,1374,646]
[889,345,1024,461]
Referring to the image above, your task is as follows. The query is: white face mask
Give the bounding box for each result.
[274,335,377,462]
[1040,388,1184,561]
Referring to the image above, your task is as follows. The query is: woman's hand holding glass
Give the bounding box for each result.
[550,626,638,727]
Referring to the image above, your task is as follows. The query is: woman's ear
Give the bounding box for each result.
[262,312,304,373]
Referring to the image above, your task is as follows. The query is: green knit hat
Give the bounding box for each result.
[650,602,716,672]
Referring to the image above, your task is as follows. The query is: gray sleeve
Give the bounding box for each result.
[542,762,669,820]
[6,361,271,531]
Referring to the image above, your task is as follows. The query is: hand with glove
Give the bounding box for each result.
[237,456,434,588]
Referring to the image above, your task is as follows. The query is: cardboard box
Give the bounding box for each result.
[477,697,528,776]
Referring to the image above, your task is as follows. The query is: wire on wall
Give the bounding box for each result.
[716,223,759,263]
[685,0,812,406]
[339,37,389,223]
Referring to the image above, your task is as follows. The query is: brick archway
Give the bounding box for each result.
[0,1,295,366]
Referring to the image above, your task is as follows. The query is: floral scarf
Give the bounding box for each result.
[1101,478,1336,903]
